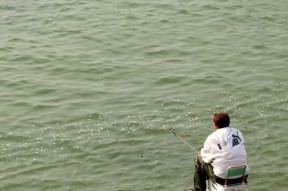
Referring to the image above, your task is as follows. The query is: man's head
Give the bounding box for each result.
[212,112,230,128]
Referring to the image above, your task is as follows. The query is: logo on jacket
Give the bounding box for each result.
[232,132,241,146]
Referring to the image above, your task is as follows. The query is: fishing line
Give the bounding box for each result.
[172,131,200,154]
[174,132,204,142]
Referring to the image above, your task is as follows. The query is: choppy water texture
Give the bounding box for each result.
[1,0,288,190]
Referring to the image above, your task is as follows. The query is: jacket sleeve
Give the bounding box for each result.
[200,136,214,164]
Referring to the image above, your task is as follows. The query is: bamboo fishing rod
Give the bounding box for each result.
[172,131,200,154]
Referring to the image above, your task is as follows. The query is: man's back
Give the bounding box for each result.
[201,127,248,178]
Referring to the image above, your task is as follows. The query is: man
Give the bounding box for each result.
[192,112,248,191]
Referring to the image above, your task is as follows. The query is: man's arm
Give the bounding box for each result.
[200,137,214,164]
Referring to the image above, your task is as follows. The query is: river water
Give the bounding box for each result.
[0,0,287,190]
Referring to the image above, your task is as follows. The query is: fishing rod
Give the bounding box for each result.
[172,131,200,154]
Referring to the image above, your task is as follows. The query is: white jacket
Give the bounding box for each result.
[200,127,248,178]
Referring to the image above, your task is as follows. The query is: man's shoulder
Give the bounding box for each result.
[206,131,218,140]
[230,127,240,131]
[230,127,244,136]
[221,127,241,133]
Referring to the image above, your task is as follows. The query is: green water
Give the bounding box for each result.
[1,0,287,190]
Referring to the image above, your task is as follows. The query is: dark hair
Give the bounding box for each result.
[213,112,230,128]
